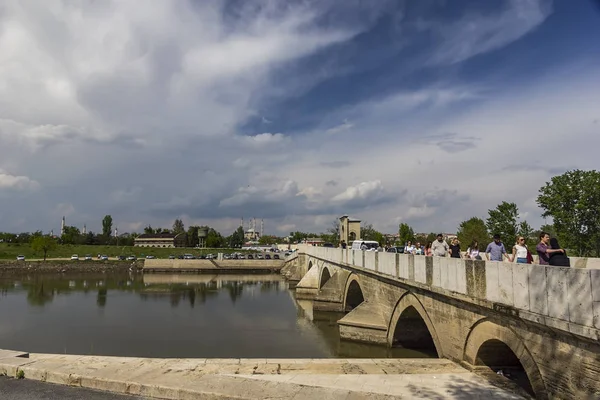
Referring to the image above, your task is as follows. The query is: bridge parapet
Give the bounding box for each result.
[298,245,600,341]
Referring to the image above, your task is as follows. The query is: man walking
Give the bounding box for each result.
[431,234,449,257]
[486,234,508,261]
[536,231,564,265]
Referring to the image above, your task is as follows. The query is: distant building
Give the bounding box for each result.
[339,215,361,244]
[134,233,187,248]
[304,237,324,246]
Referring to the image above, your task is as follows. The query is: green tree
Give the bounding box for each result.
[172,219,185,235]
[486,202,520,244]
[537,169,600,256]
[61,226,81,245]
[259,235,278,245]
[326,218,340,245]
[187,226,199,247]
[230,226,245,248]
[457,217,489,251]
[206,228,225,248]
[31,236,58,261]
[539,223,557,238]
[361,222,384,244]
[398,223,415,246]
[518,221,535,247]
[102,215,113,238]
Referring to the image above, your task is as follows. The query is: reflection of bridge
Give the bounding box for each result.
[282,245,600,399]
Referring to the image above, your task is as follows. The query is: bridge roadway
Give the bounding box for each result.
[282,245,600,399]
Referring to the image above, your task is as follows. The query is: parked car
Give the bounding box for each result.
[256,254,264,259]
[264,254,271,260]
[168,255,176,260]
[117,255,126,261]
[206,254,215,260]
[126,255,137,261]
[183,254,195,260]
[71,255,79,260]
[223,254,231,260]
[100,255,109,261]
[323,243,334,248]
[16,255,25,261]
[273,254,280,260]
[239,254,246,260]
[247,254,254,260]
[198,255,206,259]
[386,246,404,254]
[84,254,92,260]
[145,255,156,259]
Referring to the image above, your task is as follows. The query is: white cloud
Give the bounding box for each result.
[0,170,39,190]
[326,119,354,135]
[332,180,385,203]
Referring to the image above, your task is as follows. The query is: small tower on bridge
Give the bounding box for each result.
[339,215,361,245]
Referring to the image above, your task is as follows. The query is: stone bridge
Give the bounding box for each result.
[281,245,600,399]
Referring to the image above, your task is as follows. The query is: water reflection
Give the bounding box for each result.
[0,272,432,359]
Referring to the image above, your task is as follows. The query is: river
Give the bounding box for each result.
[0,271,434,359]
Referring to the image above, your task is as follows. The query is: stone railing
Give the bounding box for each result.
[298,245,600,340]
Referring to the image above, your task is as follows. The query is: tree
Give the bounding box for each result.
[31,236,57,261]
[259,235,278,245]
[398,223,415,246]
[102,215,113,238]
[61,226,81,245]
[537,169,600,256]
[230,226,245,248]
[361,222,384,244]
[457,217,489,251]
[172,219,185,235]
[326,218,340,245]
[187,226,199,247]
[518,221,535,247]
[486,202,519,244]
[206,228,225,248]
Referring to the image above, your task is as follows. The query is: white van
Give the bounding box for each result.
[351,240,380,251]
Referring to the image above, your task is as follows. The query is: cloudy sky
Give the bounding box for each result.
[0,0,599,237]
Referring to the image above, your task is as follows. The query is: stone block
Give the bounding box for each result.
[485,262,500,303]
[546,266,569,320]
[446,258,457,293]
[528,265,547,315]
[364,251,376,272]
[414,256,427,284]
[473,260,487,299]
[425,256,433,286]
[439,257,448,290]
[455,259,467,295]
[378,252,396,277]
[464,259,475,297]
[432,257,441,288]
[497,262,514,307]
[592,270,600,329]
[512,262,529,310]
[408,255,415,281]
[398,255,409,279]
[567,269,594,327]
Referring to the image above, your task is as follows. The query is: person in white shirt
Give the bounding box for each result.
[431,234,449,257]
[466,240,481,260]
[404,241,416,254]
[511,236,530,263]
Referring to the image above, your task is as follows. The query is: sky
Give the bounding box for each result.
[0,0,599,237]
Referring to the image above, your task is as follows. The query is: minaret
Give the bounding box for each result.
[260,219,264,237]
[60,216,65,236]
[82,224,87,235]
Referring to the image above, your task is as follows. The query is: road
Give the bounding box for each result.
[0,377,149,400]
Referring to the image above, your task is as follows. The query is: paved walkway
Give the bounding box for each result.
[0,350,525,399]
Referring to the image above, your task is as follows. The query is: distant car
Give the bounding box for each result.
[16,255,25,261]
[223,254,231,259]
[126,255,137,261]
[168,255,176,260]
[84,255,92,260]
[273,254,280,260]
[71,255,79,260]
[386,246,404,254]
[239,254,246,260]
[264,254,271,260]
[117,255,126,261]
[256,254,264,259]
[145,255,155,259]
[323,243,334,248]
[100,255,109,261]
[206,254,215,260]
[183,254,195,260]
[198,255,206,259]
[247,254,254,260]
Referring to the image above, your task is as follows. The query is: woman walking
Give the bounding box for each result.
[511,237,530,263]
[466,240,481,260]
[424,241,433,256]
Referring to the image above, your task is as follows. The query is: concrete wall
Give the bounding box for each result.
[144,258,284,271]
[297,247,600,399]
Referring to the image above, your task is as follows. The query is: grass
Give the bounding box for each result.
[0,243,252,260]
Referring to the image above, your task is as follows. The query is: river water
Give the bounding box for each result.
[0,271,433,359]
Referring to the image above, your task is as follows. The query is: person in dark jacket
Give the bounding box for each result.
[549,238,570,267]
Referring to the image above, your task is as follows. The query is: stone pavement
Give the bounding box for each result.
[0,350,525,399]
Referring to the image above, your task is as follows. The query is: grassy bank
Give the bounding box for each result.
[0,243,247,260]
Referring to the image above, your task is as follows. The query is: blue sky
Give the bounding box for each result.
[0,0,599,236]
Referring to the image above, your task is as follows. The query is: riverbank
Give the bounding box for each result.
[0,350,525,399]
[0,260,143,273]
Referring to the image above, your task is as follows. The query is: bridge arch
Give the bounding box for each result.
[463,319,547,399]
[386,292,441,357]
[308,260,314,271]
[319,265,332,289]
[342,275,364,312]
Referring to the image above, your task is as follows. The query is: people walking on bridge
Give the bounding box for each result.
[536,232,564,265]
[466,240,481,260]
[449,238,461,258]
[548,237,570,267]
[431,234,449,257]
[510,236,531,263]
[404,241,415,254]
[340,240,347,249]
[414,242,423,255]
[424,241,433,256]
[485,234,508,262]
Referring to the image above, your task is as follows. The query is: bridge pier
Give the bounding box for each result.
[338,301,389,345]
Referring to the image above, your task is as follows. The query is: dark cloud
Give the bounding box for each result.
[422,132,479,153]
[325,180,338,186]
[319,161,351,168]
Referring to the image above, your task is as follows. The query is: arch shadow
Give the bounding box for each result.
[386,292,442,357]
[319,266,332,289]
[463,319,548,399]
[342,275,365,312]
